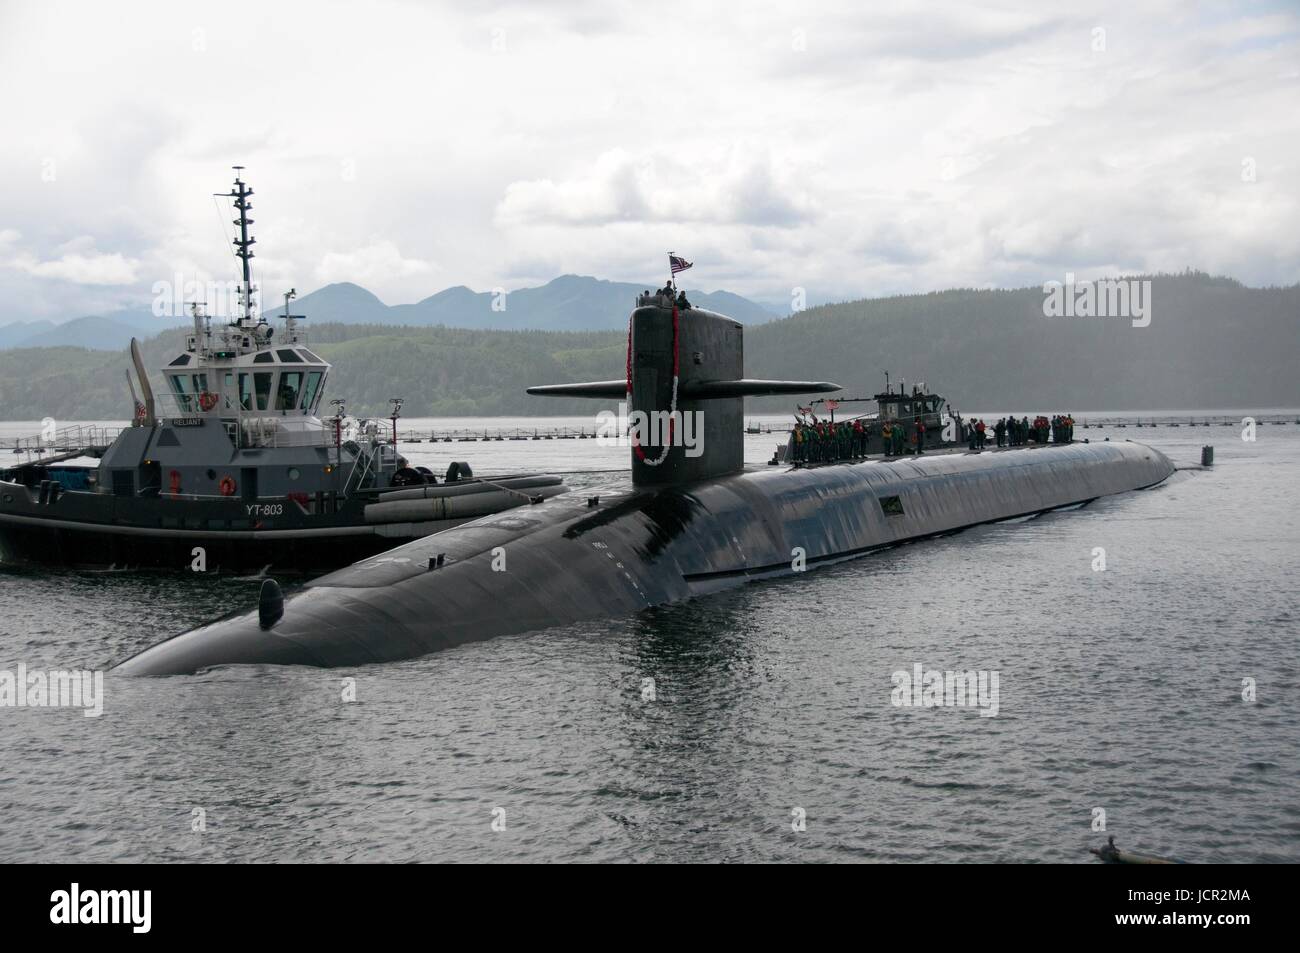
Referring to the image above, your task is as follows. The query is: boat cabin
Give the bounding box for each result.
[93,172,401,502]
[875,383,948,428]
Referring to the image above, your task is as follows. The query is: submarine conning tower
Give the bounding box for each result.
[527,298,839,485]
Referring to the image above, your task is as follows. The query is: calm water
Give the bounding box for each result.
[1,415,1297,862]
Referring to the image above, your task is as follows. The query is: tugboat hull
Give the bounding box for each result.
[0,475,566,574]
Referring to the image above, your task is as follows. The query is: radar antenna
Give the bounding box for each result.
[281,288,306,342]
[218,166,258,327]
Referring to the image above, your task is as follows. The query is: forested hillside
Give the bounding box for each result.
[2,273,1294,421]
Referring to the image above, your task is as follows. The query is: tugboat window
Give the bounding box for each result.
[238,373,253,411]
[302,371,323,411]
[277,349,303,363]
[169,374,194,413]
[879,495,905,516]
[254,372,273,411]
[276,371,303,411]
[223,372,235,410]
[191,372,208,394]
[253,352,274,364]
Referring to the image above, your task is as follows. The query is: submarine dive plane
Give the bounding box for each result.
[115,294,1175,675]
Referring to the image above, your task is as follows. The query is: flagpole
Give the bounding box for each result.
[668,251,675,292]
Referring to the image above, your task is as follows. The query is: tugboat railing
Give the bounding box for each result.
[3,424,124,464]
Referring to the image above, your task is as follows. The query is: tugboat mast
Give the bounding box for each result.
[220,166,257,327]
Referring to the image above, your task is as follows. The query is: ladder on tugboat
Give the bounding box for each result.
[341,443,379,498]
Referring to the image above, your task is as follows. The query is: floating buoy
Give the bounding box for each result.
[1201,446,1214,466]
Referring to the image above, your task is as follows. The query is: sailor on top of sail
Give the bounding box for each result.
[628,253,694,467]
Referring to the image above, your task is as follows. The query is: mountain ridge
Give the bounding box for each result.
[0,273,1294,419]
[0,274,778,350]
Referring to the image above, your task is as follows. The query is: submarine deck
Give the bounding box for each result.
[751,438,1106,472]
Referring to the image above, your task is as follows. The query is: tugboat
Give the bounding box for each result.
[0,170,566,573]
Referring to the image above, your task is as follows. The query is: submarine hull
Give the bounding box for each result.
[115,441,1174,675]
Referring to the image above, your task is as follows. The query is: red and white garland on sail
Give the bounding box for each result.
[626,304,679,467]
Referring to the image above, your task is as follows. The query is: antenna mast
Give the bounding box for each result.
[219,166,257,326]
[281,288,303,342]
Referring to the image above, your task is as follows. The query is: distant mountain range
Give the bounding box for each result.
[0,275,778,350]
[2,272,1295,420]
[270,275,778,330]
[0,311,183,350]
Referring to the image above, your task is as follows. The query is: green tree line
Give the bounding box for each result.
[1,273,1294,421]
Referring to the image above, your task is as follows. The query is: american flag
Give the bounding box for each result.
[669,254,693,275]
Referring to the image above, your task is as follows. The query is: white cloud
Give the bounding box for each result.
[6,236,140,285]
[314,241,432,286]
[497,146,817,228]
[0,0,1295,316]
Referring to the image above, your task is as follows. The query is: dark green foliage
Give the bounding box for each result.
[2,273,1294,419]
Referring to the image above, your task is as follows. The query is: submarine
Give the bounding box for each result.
[115,292,1176,675]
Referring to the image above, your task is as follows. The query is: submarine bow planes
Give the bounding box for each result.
[116,289,1175,675]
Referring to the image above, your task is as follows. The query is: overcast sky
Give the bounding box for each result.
[0,0,1296,321]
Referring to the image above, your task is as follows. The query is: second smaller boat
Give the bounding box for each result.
[0,170,566,574]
